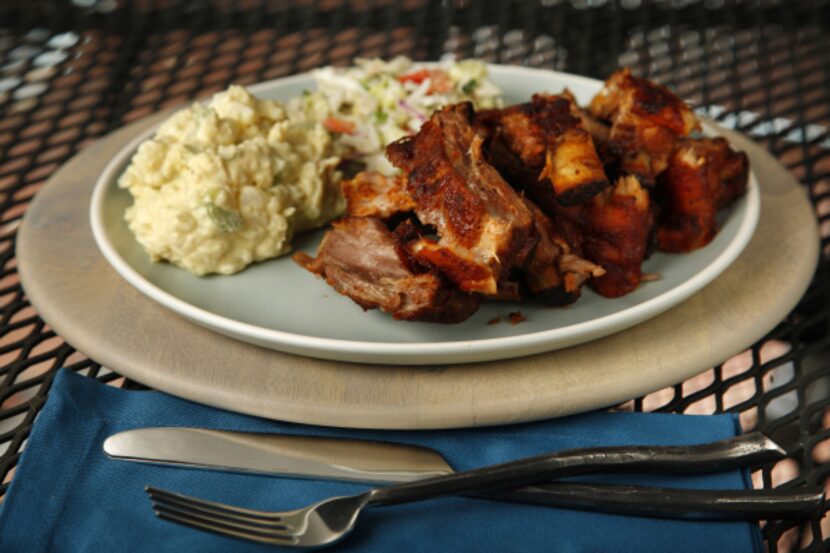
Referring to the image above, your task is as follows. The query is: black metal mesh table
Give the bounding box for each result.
[1,1,829,550]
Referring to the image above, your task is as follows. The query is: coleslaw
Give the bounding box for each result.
[289,57,504,174]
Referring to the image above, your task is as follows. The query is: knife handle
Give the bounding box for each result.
[480,483,826,521]
[367,432,785,506]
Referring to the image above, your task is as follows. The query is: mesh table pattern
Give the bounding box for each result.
[1,1,829,550]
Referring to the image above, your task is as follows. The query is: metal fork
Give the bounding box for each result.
[146,432,825,548]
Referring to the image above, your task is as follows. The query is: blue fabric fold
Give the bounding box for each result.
[0,369,762,552]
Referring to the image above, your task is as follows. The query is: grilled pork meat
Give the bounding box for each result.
[583,175,655,297]
[478,103,546,188]
[480,94,651,298]
[655,137,749,252]
[561,89,611,145]
[533,93,610,205]
[479,94,609,206]
[387,102,536,296]
[341,171,416,219]
[520,198,605,305]
[589,68,700,186]
[330,165,602,309]
[293,216,480,323]
[295,69,749,324]
[553,175,655,298]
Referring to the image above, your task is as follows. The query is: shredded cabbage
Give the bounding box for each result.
[288,57,503,174]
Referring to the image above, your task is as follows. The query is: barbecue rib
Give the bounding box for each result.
[589,68,700,186]
[520,198,605,305]
[479,94,609,207]
[656,137,749,252]
[580,175,655,298]
[341,171,416,219]
[293,216,480,323]
[387,102,536,296]
[533,93,610,205]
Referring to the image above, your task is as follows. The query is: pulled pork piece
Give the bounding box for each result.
[556,175,655,298]
[387,102,535,296]
[294,217,480,323]
[341,171,416,219]
[520,198,604,306]
[656,137,749,253]
[479,94,609,206]
[589,68,700,186]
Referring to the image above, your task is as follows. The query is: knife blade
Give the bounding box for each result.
[103,427,454,483]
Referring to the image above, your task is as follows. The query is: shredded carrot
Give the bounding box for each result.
[322,117,356,135]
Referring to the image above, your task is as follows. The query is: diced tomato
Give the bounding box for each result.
[322,117,356,135]
[398,69,432,85]
[398,69,454,94]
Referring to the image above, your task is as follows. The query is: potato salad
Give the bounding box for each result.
[119,85,343,276]
[119,58,502,276]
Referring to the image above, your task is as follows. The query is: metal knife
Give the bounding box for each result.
[104,427,454,483]
[104,427,826,521]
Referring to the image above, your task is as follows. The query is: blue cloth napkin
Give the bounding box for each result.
[0,369,762,553]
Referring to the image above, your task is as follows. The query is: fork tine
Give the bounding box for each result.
[146,487,303,541]
[146,486,285,523]
[147,487,301,544]
[154,507,299,546]
[150,496,291,532]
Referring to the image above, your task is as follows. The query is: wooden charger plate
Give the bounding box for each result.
[17,90,819,430]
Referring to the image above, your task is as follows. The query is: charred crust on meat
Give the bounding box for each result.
[554,178,609,206]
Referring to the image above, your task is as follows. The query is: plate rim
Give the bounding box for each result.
[89,65,761,365]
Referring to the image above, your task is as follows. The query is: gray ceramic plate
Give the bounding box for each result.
[89,66,760,365]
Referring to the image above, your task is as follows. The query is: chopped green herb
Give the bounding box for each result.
[184,144,200,154]
[462,79,478,95]
[205,202,242,233]
[375,109,388,123]
[301,89,311,97]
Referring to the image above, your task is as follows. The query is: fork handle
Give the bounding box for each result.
[367,432,784,506]
[480,483,826,521]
